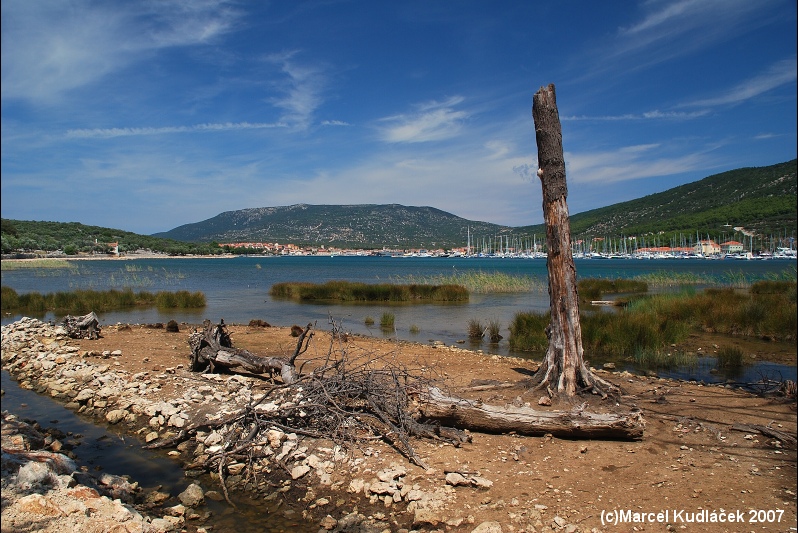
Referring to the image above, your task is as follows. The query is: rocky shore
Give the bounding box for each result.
[0,318,525,532]
[3,317,796,533]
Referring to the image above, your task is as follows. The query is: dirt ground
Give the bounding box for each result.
[67,322,797,532]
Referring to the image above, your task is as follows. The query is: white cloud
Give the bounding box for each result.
[264,51,330,130]
[65,122,286,139]
[563,110,709,121]
[683,58,797,108]
[379,96,468,143]
[564,145,713,185]
[0,0,241,103]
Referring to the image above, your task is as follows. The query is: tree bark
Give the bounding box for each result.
[419,387,643,440]
[188,320,303,384]
[529,84,615,398]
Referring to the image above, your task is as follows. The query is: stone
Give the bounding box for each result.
[445,472,468,486]
[178,483,205,507]
[472,522,503,533]
[291,464,311,479]
[105,409,128,424]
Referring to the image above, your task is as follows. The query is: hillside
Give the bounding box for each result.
[552,159,797,239]
[153,204,513,249]
[3,160,796,254]
[155,160,796,248]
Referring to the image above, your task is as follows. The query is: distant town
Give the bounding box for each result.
[218,237,796,260]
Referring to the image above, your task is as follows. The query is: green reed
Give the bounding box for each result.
[380,312,395,328]
[0,286,205,314]
[270,280,469,302]
[508,281,796,354]
[394,270,545,294]
[1,259,77,270]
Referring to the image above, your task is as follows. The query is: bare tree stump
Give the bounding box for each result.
[528,84,617,398]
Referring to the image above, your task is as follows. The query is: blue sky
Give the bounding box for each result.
[2,0,796,236]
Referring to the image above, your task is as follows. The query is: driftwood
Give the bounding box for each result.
[418,387,644,440]
[185,320,644,450]
[62,312,101,340]
[188,319,310,384]
[730,423,797,449]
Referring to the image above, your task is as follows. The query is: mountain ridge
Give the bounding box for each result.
[154,160,797,248]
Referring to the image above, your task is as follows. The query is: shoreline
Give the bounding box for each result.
[3,317,796,532]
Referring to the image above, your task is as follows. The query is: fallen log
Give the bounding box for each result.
[188,319,310,383]
[418,386,644,440]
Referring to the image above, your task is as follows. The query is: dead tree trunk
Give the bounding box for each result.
[529,84,616,398]
[419,387,643,440]
[188,319,310,384]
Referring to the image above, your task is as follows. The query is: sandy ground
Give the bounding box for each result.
[39,321,796,533]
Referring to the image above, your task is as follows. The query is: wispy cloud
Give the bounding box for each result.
[379,96,468,143]
[565,144,715,185]
[683,58,797,107]
[265,51,330,130]
[1,0,242,103]
[321,120,350,127]
[65,121,285,139]
[563,110,709,121]
[579,0,786,79]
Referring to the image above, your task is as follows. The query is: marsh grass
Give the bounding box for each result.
[508,311,550,352]
[635,267,796,288]
[380,312,395,329]
[0,286,205,314]
[577,278,648,301]
[409,324,420,334]
[633,348,698,370]
[508,281,796,355]
[487,320,503,343]
[364,316,375,326]
[716,346,745,368]
[467,319,484,339]
[0,259,76,270]
[270,280,469,302]
[394,270,545,294]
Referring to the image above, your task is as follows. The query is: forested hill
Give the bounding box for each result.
[156,159,796,247]
[2,159,796,254]
[153,204,511,249]
[547,159,797,239]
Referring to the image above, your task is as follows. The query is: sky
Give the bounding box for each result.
[1,0,796,236]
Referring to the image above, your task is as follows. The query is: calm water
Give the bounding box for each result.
[3,255,796,380]
[1,256,795,531]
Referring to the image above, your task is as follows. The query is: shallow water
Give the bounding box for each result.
[0,370,317,532]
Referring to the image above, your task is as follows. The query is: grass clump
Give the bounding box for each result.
[578,278,648,301]
[467,319,484,339]
[395,270,545,294]
[270,281,468,302]
[364,316,375,326]
[380,312,395,329]
[716,346,745,368]
[508,311,550,352]
[409,324,420,334]
[633,348,698,370]
[487,320,503,343]
[0,286,206,315]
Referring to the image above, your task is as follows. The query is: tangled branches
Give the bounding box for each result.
[149,318,469,493]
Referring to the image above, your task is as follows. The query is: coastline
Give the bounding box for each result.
[2,317,796,532]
